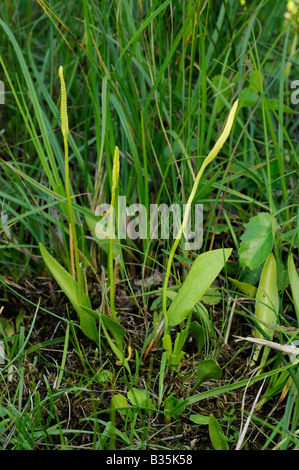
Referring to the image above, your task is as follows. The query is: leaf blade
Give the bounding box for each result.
[238,212,277,270]
[167,248,232,327]
[209,414,229,450]
[39,243,98,342]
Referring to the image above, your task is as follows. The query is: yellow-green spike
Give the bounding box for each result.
[58,65,69,138]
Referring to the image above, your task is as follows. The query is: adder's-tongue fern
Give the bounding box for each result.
[162,99,239,333]
[58,65,83,297]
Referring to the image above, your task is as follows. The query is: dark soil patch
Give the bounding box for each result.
[0,273,287,450]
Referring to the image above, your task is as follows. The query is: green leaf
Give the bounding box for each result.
[248,70,264,93]
[170,330,186,365]
[164,394,185,420]
[239,71,264,108]
[167,248,232,327]
[238,212,277,270]
[111,394,131,420]
[288,254,299,325]
[127,388,154,410]
[228,277,257,297]
[78,304,126,352]
[162,334,172,358]
[208,414,229,450]
[0,319,14,337]
[189,414,210,425]
[193,302,213,336]
[16,309,26,333]
[190,321,205,355]
[39,243,98,342]
[192,359,222,392]
[254,253,279,340]
[253,253,279,367]
[239,88,260,108]
[201,286,221,305]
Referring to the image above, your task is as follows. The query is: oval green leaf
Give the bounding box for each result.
[209,414,229,450]
[167,248,232,327]
[238,212,277,270]
[191,359,222,392]
[127,388,154,410]
[254,252,279,341]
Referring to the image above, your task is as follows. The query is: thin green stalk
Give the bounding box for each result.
[55,322,70,390]
[59,66,84,301]
[162,100,239,333]
[18,326,25,413]
[109,146,120,321]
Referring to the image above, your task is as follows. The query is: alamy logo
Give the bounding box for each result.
[94,197,204,250]
[0,81,4,105]
[290,80,299,105]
